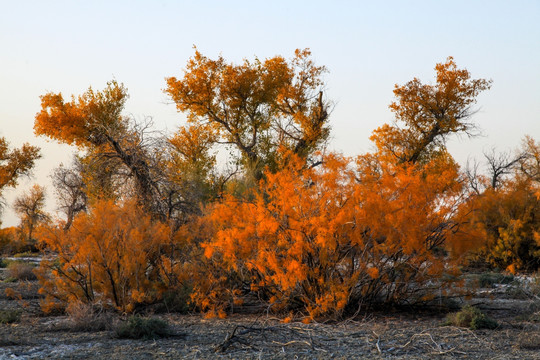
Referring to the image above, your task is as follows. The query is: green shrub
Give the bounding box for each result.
[445,305,498,330]
[478,272,514,288]
[115,316,171,340]
[160,287,192,314]
[13,252,39,258]
[0,309,22,324]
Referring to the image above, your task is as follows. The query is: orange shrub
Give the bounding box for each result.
[36,200,185,313]
[0,227,18,254]
[192,152,470,319]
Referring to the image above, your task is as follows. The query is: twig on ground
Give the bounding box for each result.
[214,325,239,353]
[373,331,382,354]
[272,340,312,347]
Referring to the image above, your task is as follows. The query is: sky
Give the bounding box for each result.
[0,0,539,227]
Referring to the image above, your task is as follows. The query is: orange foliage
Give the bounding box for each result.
[191,149,468,319]
[371,57,491,164]
[35,200,186,312]
[461,136,540,271]
[0,137,41,212]
[165,48,330,179]
[0,226,17,254]
[34,81,128,148]
[31,54,501,321]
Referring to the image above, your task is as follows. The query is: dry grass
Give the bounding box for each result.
[65,301,112,332]
[517,331,540,350]
[6,262,37,281]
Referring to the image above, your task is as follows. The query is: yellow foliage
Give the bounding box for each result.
[0,137,41,207]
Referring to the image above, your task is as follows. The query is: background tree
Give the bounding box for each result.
[483,148,527,190]
[13,184,49,250]
[371,57,491,164]
[51,157,88,231]
[165,123,218,219]
[0,137,41,222]
[165,48,331,181]
[464,136,540,271]
[520,136,540,187]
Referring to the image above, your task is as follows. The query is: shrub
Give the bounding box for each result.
[114,316,171,340]
[66,301,112,332]
[160,288,192,314]
[466,176,540,272]
[0,227,18,255]
[0,309,22,324]
[6,262,37,281]
[13,252,41,258]
[445,305,498,330]
[194,152,471,319]
[36,200,186,313]
[478,272,514,288]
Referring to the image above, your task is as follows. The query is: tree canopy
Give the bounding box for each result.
[165,49,331,179]
[371,57,492,164]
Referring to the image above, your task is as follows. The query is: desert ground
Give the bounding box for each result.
[1,258,540,359]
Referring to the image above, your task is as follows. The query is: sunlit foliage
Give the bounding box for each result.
[33,53,526,321]
[192,148,471,319]
[36,200,186,313]
[0,137,41,222]
[371,57,491,164]
[465,137,540,271]
[165,48,330,180]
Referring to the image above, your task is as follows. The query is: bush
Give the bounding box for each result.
[445,305,498,330]
[478,272,514,288]
[6,262,37,281]
[114,316,171,340]
[0,309,22,324]
[160,288,192,314]
[13,251,40,258]
[66,301,112,332]
[36,200,184,313]
[194,153,469,319]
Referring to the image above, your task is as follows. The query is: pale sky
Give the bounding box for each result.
[1,0,539,226]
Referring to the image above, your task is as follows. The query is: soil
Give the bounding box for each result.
[2,266,540,359]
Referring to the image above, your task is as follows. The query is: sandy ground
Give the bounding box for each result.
[2,267,540,359]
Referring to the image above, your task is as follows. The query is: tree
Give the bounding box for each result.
[484,148,527,189]
[51,157,88,231]
[0,137,41,221]
[165,123,219,218]
[371,57,491,164]
[13,184,49,249]
[34,82,174,221]
[165,49,331,180]
[520,136,540,186]
[463,136,540,271]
